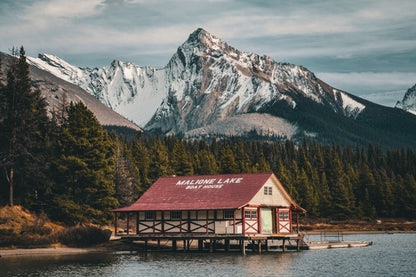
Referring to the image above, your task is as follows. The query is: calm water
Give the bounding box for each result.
[1,233,415,276]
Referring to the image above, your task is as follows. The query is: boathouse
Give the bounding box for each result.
[111,173,305,237]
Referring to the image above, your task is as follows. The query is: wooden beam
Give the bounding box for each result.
[257,207,261,234]
[136,212,139,234]
[296,212,300,234]
[126,213,130,235]
[242,207,245,234]
[206,210,209,234]
[161,212,165,233]
[114,212,118,235]
[233,210,236,234]
[187,211,191,233]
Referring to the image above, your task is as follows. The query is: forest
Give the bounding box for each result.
[1,48,415,226]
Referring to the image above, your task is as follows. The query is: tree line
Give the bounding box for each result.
[0,48,415,225]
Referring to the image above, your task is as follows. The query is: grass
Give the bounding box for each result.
[0,205,110,248]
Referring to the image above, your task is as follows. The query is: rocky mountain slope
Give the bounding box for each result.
[0,52,140,131]
[26,28,416,148]
[395,84,416,115]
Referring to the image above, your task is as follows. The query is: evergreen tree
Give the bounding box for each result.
[219,144,238,174]
[51,102,118,225]
[0,46,49,207]
[196,150,219,175]
[148,137,172,182]
[170,138,193,176]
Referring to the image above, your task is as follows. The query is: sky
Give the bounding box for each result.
[1,0,415,107]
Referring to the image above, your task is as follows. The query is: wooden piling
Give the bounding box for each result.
[172,239,177,251]
[198,239,203,251]
[225,239,230,252]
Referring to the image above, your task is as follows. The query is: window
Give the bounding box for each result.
[264,186,272,195]
[245,210,257,219]
[170,211,181,220]
[224,210,234,219]
[279,211,289,220]
[145,211,154,220]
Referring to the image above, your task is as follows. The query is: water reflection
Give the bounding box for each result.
[1,234,415,277]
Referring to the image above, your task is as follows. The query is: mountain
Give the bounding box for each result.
[26,28,416,149]
[395,84,416,115]
[0,52,140,131]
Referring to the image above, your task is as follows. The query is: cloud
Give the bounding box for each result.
[19,0,106,29]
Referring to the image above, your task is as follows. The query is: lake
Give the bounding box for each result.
[1,233,415,276]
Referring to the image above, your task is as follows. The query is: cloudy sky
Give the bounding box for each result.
[1,0,415,106]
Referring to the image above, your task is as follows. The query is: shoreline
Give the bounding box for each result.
[0,247,106,257]
[1,231,415,257]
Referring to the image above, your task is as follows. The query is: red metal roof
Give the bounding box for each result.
[111,173,299,212]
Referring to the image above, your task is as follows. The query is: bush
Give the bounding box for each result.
[55,226,111,247]
[21,219,52,236]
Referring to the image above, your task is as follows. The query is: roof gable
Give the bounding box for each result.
[248,174,296,207]
[112,173,276,211]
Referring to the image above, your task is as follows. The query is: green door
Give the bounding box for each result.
[261,208,273,234]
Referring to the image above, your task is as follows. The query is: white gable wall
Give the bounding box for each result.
[248,177,292,207]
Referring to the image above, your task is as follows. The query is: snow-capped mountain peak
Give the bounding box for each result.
[27,28,368,138]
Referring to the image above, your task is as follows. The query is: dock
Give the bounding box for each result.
[115,233,306,254]
[305,240,373,250]
[114,231,372,254]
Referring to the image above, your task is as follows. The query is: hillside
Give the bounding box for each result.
[0,52,140,131]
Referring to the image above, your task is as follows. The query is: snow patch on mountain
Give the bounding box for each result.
[335,89,365,118]
[395,84,416,115]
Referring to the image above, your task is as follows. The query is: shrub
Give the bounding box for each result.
[55,226,111,247]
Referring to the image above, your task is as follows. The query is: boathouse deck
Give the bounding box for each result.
[115,232,306,254]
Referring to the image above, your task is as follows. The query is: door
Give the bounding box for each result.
[277,208,291,233]
[261,208,273,234]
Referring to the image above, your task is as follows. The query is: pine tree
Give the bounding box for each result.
[219,144,238,174]
[235,138,251,173]
[148,137,172,182]
[170,138,193,176]
[0,46,49,207]
[51,102,118,225]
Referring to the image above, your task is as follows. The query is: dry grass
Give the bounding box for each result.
[0,205,111,248]
[0,205,63,235]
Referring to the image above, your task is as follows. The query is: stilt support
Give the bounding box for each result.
[198,239,203,251]
[241,240,246,255]
[225,239,230,252]
[172,239,177,251]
